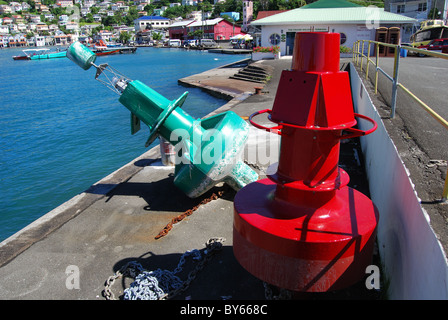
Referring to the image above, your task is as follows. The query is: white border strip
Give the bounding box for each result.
[349,62,448,299]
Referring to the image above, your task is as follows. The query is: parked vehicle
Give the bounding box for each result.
[199,39,217,48]
[184,39,197,48]
[422,38,448,52]
[416,38,448,56]
[168,39,182,47]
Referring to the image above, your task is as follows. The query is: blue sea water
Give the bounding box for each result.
[0,46,249,242]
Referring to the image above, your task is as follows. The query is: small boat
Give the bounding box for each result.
[12,53,30,60]
[95,49,120,56]
[13,48,67,60]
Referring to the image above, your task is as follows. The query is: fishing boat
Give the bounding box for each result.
[12,48,67,60]
[95,49,120,56]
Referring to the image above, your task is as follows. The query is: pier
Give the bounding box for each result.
[0,54,447,301]
[0,56,380,301]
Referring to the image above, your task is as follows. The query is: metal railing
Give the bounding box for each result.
[352,39,448,201]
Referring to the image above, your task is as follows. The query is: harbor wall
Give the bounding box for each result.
[349,62,448,299]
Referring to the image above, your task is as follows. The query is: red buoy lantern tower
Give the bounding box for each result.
[233,32,379,292]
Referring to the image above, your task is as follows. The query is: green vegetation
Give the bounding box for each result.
[0,0,386,39]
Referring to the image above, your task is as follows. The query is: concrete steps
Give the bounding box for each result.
[229,64,272,83]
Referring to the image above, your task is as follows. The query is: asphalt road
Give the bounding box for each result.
[371,56,448,162]
[359,55,448,254]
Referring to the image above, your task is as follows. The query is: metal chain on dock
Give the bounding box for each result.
[103,237,225,300]
[244,160,265,172]
[263,282,292,300]
[154,189,228,239]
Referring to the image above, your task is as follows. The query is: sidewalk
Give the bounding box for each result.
[0,57,378,300]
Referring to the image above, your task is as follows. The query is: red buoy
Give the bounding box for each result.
[233,32,379,292]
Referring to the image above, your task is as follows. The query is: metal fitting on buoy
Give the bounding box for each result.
[233,32,379,292]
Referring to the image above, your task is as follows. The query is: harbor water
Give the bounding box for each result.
[0,46,250,242]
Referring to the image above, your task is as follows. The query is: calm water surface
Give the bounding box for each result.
[0,46,249,242]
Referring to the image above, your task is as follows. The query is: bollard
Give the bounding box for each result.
[66,42,258,198]
[233,32,379,292]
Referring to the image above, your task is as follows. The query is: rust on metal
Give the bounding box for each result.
[154,187,228,239]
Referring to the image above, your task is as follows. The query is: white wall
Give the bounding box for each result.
[260,24,375,56]
[349,62,448,299]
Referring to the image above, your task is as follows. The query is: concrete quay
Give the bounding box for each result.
[0,56,381,301]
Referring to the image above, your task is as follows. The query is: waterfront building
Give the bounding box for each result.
[54,33,75,45]
[135,29,152,44]
[168,20,195,40]
[7,34,27,46]
[0,35,8,47]
[251,0,416,56]
[134,15,171,32]
[186,18,242,40]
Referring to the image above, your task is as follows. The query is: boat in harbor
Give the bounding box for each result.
[95,49,120,56]
[12,48,67,60]
[92,46,137,54]
[89,39,137,55]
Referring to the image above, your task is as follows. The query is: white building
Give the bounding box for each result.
[57,0,74,8]
[0,5,12,14]
[0,25,9,34]
[188,11,203,21]
[251,0,416,56]
[134,15,170,31]
[9,2,22,12]
[34,35,46,46]
[84,0,96,8]
[385,0,448,21]
[182,0,198,6]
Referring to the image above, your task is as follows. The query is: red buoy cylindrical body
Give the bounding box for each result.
[233,32,379,292]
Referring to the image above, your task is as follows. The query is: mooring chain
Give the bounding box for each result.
[103,261,145,300]
[263,282,292,300]
[244,160,265,172]
[103,237,225,300]
[155,189,227,239]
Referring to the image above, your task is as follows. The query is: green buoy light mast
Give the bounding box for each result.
[66,42,258,198]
